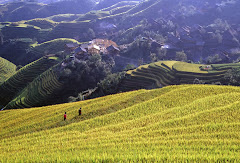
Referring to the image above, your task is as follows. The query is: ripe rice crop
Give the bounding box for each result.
[0,57,16,84]
[0,84,239,162]
[121,61,239,91]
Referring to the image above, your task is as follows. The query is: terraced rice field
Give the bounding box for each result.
[0,56,60,107]
[120,61,234,91]
[29,38,79,57]
[25,18,58,29]
[0,57,16,84]
[0,85,239,162]
[3,67,63,109]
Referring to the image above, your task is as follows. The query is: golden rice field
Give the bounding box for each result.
[0,84,240,162]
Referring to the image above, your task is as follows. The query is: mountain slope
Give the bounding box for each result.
[119,61,238,91]
[0,57,16,84]
[0,0,96,22]
[0,55,61,106]
[0,84,239,162]
[3,65,64,109]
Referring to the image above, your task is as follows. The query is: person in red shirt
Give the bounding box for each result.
[64,112,67,121]
[79,108,81,116]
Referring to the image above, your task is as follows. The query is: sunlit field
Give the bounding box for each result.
[0,84,240,162]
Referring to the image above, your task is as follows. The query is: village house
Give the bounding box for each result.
[91,39,118,48]
[190,29,202,40]
[167,33,181,45]
[161,44,179,50]
[151,41,164,52]
[200,65,212,71]
[74,47,87,55]
[177,26,191,36]
[106,45,120,55]
[65,42,79,51]
[73,47,87,60]
[65,39,120,58]
[89,39,119,55]
[88,44,101,55]
[203,32,219,48]
[80,43,89,50]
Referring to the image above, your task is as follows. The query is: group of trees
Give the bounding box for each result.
[224,67,240,86]
[57,54,114,103]
[69,71,126,102]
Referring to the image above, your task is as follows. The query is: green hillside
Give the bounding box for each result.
[0,37,78,65]
[25,18,58,29]
[0,55,61,106]
[0,57,16,84]
[3,66,63,110]
[0,0,161,41]
[120,61,235,91]
[1,23,41,40]
[29,38,79,59]
[47,21,92,40]
[0,85,239,162]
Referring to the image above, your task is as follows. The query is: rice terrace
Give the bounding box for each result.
[0,84,239,162]
[1,0,240,162]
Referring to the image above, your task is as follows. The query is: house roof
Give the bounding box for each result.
[107,45,120,52]
[90,39,118,48]
[88,44,100,51]
[66,43,79,48]
[80,43,89,49]
[161,44,179,50]
[74,47,87,54]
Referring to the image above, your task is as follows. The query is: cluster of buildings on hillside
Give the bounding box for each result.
[65,39,120,61]
[167,25,239,50]
[163,24,240,62]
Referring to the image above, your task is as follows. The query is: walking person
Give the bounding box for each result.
[79,108,81,116]
[64,112,67,120]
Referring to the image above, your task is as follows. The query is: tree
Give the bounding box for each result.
[176,51,187,62]
[57,53,113,103]
[150,53,157,62]
[93,72,126,97]
[156,47,166,60]
[224,68,240,86]
[193,78,205,84]
[87,28,96,39]
[206,54,222,64]
[124,64,135,71]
